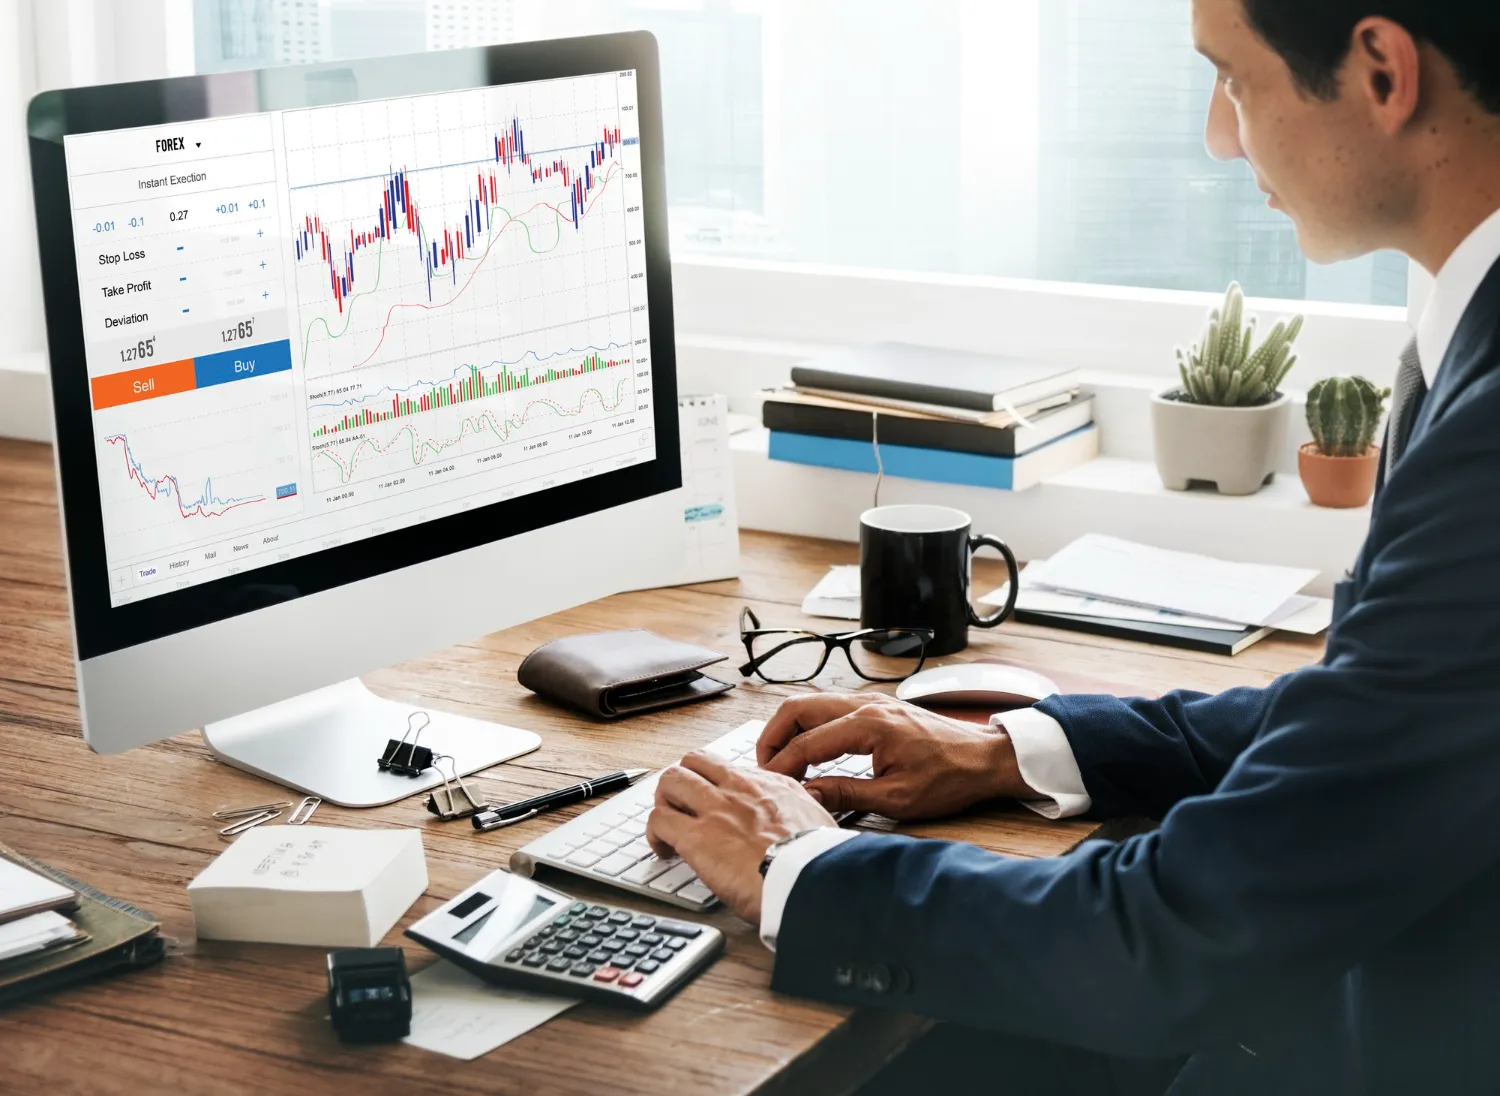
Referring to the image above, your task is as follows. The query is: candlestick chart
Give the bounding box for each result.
[284,74,650,494]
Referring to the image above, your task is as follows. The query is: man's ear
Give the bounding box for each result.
[1348,16,1422,135]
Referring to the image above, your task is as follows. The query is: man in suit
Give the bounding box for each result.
[645,1,1500,1092]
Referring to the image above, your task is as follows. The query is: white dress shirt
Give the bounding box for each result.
[760,204,1500,952]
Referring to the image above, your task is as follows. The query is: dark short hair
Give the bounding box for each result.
[1242,1,1500,114]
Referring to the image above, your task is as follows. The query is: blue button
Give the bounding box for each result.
[194,338,292,389]
[275,483,298,499]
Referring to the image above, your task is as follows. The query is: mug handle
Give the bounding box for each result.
[967,534,1020,629]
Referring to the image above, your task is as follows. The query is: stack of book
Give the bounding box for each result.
[762,342,1098,491]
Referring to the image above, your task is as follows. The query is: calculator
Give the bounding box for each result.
[404,869,724,1009]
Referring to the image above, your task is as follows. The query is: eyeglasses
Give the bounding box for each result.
[737,607,933,684]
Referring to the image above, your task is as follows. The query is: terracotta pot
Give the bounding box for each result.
[1298,442,1379,508]
[1150,389,1291,496]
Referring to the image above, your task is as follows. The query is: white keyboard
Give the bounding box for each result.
[508,720,874,911]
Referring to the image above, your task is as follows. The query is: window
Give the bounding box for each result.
[192,0,1407,308]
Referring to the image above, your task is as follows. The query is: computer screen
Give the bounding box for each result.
[63,70,656,608]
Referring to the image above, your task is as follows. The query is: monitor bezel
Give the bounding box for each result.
[28,32,681,663]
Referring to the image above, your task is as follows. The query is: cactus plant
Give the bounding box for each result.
[1175,282,1304,407]
[1306,375,1391,458]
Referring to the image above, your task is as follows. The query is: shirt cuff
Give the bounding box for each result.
[759,828,861,952]
[994,707,1092,819]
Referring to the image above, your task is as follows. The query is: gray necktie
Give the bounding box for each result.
[1382,338,1427,481]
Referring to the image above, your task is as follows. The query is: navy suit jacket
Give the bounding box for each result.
[773,259,1500,1094]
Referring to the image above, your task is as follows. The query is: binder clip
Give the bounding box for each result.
[425,755,490,821]
[378,711,435,777]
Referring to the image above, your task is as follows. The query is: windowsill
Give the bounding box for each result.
[0,352,51,442]
[732,429,1367,596]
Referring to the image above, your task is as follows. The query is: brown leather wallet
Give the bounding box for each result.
[517,630,735,719]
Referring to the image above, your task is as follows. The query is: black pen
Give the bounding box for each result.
[472,768,652,831]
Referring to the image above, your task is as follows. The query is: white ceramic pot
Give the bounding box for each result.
[1150,389,1291,496]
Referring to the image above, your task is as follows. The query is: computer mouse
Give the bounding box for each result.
[895,663,1059,710]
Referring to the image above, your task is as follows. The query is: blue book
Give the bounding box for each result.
[768,424,1098,491]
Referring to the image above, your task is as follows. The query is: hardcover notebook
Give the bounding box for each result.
[768,424,1099,492]
[0,842,164,1007]
[789,343,1081,413]
[762,393,1095,458]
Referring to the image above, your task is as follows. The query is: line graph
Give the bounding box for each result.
[106,433,266,519]
[312,375,632,488]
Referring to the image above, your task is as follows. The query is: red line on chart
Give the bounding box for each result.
[105,434,266,519]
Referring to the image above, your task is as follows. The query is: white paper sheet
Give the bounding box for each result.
[982,561,1333,636]
[403,960,578,1061]
[1028,535,1318,627]
[801,565,862,620]
[0,911,77,961]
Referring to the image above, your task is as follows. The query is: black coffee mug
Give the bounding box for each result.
[860,505,1020,657]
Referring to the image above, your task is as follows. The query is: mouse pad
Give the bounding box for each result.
[932,659,1161,726]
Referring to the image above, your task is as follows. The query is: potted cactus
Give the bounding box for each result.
[1299,376,1391,508]
[1152,282,1304,495]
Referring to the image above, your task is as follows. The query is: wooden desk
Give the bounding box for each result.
[0,437,1324,1095]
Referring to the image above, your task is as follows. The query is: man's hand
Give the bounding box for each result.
[757,693,1039,820]
[646,751,838,925]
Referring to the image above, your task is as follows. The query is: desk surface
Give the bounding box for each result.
[0,437,1324,1095]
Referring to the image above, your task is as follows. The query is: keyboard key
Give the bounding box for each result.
[538,926,558,937]
[580,934,603,948]
[650,948,675,962]
[568,901,589,915]
[610,954,635,969]
[657,920,704,939]
[622,803,648,817]
[591,922,617,937]
[648,862,700,894]
[556,929,580,943]
[522,953,547,968]
[525,934,547,949]
[547,958,571,973]
[619,838,653,861]
[599,939,625,953]
[625,944,650,958]
[614,928,638,942]
[665,937,687,950]
[619,820,648,838]
[569,963,597,978]
[566,851,602,869]
[587,905,610,919]
[631,915,657,930]
[505,949,525,963]
[621,857,674,885]
[598,830,634,849]
[635,959,660,974]
[593,967,622,983]
[583,839,617,858]
[676,882,716,905]
[586,949,612,964]
[593,853,640,877]
[541,941,563,954]
[640,933,664,946]
[552,915,573,927]
[619,972,645,988]
[564,946,587,959]
[581,822,611,839]
[608,911,632,924]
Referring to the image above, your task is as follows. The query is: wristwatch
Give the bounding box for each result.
[759,830,821,877]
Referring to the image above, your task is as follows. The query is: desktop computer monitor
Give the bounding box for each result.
[26,33,684,806]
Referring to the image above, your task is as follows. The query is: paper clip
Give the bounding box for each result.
[288,796,322,825]
[378,711,435,777]
[212,800,292,821]
[425,756,489,821]
[219,809,282,837]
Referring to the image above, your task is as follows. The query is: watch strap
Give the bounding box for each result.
[759,829,822,877]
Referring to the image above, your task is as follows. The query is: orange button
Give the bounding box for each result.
[91,358,196,410]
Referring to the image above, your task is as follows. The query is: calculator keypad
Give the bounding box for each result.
[504,902,696,994]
